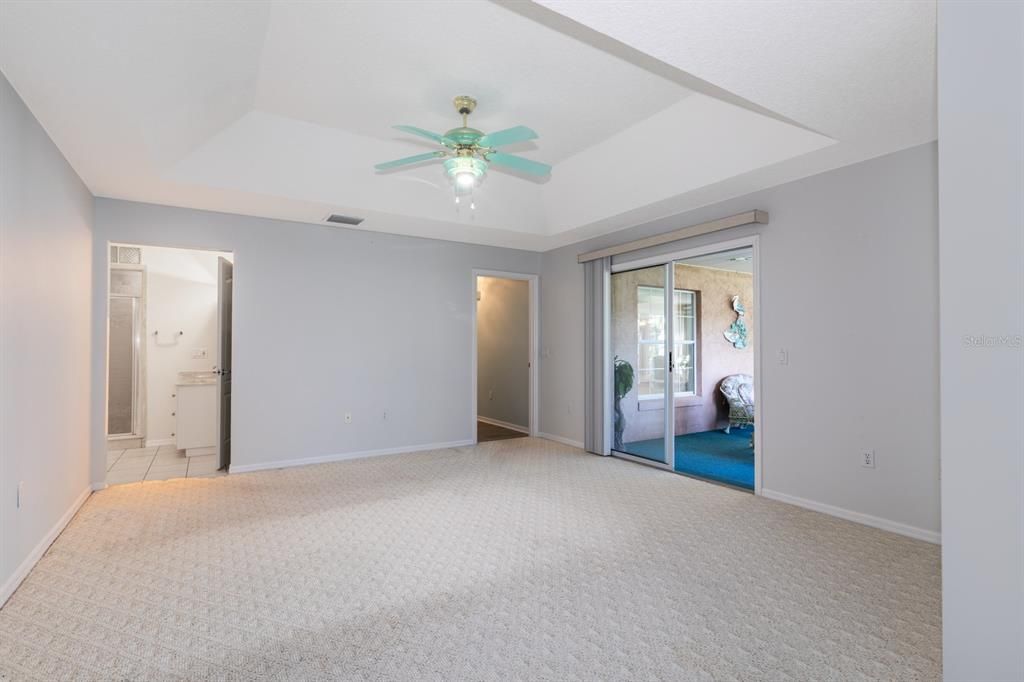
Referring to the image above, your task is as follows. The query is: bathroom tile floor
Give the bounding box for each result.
[106,445,225,485]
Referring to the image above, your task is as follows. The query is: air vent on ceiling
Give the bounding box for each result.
[325,214,364,226]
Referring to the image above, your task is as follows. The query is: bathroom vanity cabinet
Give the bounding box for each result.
[176,373,218,456]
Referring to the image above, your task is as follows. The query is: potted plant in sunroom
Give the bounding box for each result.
[613,356,634,451]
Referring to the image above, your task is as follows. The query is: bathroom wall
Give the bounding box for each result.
[476,276,530,430]
[612,263,754,443]
[139,246,231,445]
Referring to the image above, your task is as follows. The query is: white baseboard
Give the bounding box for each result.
[539,432,585,450]
[145,437,175,448]
[229,439,476,474]
[91,481,107,492]
[477,415,530,434]
[761,488,941,544]
[1,486,92,607]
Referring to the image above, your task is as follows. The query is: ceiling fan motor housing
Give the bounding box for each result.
[444,127,484,147]
[453,95,477,115]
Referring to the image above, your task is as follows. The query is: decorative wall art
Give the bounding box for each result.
[723,295,748,349]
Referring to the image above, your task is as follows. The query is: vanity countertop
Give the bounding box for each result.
[176,371,217,386]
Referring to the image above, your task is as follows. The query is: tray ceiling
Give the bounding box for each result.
[0,0,934,251]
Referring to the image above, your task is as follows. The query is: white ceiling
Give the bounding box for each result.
[0,1,935,251]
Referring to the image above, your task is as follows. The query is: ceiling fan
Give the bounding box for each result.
[374,96,551,204]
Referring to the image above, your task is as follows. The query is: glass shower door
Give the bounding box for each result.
[108,297,137,435]
[610,263,674,466]
[108,267,143,437]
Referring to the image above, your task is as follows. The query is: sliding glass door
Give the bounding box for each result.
[609,244,757,491]
[610,263,674,466]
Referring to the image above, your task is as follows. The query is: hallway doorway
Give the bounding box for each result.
[471,270,538,443]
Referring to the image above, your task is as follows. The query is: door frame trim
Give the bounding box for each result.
[470,269,540,443]
[610,234,763,495]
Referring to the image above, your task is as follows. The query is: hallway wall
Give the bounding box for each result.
[476,276,530,430]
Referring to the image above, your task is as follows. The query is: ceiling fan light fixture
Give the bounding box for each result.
[376,96,551,211]
[444,156,487,193]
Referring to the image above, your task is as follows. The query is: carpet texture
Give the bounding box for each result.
[0,438,940,680]
[625,428,755,489]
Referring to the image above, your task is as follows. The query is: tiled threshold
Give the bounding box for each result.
[106,445,225,485]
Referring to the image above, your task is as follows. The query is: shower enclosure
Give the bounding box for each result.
[108,262,145,442]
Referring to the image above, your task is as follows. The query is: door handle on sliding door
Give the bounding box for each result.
[669,351,674,373]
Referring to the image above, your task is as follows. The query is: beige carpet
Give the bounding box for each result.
[0,438,940,680]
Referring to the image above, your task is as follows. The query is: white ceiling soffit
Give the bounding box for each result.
[527,0,938,247]
[0,1,934,251]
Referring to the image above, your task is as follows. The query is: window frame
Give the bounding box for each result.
[636,284,700,401]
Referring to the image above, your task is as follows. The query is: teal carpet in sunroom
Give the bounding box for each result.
[623,428,754,490]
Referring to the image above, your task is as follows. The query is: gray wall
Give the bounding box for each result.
[938,1,1024,678]
[89,200,541,482]
[541,142,940,539]
[476,276,530,430]
[0,72,94,600]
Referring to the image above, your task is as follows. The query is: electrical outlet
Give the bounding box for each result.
[192,348,208,360]
[488,389,494,401]
[344,413,353,424]
[777,348,789,365]
[861,449,876,468]
[382,410,387,421]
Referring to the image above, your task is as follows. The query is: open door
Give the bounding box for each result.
[217,257,233,470]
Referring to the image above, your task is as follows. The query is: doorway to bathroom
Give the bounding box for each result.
[609,238,759,491]
[105,244,234,485]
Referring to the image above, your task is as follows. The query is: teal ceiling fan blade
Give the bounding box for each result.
[393,125,454,147]
[487,152,551,177]
[478,125,538,148]
[374,151,444,171]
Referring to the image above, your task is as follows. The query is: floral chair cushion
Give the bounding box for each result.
[720,373,754,426]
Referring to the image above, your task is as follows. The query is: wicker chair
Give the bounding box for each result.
[720,374,754,437]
